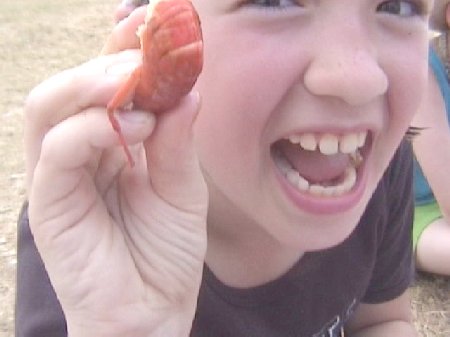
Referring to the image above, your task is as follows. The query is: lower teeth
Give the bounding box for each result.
[274,151,359,197]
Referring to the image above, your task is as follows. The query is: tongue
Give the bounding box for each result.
[277,140,350,183]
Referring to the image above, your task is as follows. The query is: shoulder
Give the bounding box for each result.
[353,140,414,303]
[379,140,414,206]
[370,140,413,207]
[385,140,413,183]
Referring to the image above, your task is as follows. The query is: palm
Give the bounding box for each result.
[29,140,208,332]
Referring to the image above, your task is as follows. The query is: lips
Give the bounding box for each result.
[272,131,368,197]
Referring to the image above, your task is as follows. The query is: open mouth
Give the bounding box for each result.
[271,130,369,198]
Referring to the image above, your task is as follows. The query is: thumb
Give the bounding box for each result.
[144,92,207,210]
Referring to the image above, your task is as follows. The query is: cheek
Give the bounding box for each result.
[193,73,265,184]
[384,40,429,131]
[390,69,427,128]
[370,41,428,176]
[193,38,289,171]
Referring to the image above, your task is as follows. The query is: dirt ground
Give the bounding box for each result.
[0,0,449,336]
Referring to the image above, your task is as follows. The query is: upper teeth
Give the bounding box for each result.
[276,131,368,197]
[287,131,367,155]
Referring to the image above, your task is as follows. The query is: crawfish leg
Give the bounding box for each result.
[106,66,142,167]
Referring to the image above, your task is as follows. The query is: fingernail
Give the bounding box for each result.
[188,90,200,105]
[118,110,155,124]
[189,91,202,121]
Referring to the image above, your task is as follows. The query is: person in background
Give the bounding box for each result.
[412,0,450,277]
[16,0,432,336]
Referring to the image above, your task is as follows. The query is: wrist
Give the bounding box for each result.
[67,311,194,337]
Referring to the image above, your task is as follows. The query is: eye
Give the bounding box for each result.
[125,0,149,5]
[246,0,297,10]
[377,0,423,17]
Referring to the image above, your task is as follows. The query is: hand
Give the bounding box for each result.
[113,0,149,23]
[25,7,207,337]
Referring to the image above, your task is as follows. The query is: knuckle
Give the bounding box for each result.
[38,126,60,163]
[24,83,46,124]
[24,69,73,125]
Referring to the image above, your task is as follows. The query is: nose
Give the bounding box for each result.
[304,44,388,106]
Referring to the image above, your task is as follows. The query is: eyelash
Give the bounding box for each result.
[376,0,426,17]
[244,0,297,11]
[244,0,427,17]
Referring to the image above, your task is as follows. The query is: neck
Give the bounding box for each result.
[205,213,304,288]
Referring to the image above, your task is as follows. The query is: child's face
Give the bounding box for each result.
[191,0,430,250]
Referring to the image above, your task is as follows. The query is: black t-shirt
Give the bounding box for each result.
[15,141,414,337]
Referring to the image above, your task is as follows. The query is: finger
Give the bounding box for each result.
[114,0,149,23]
[24,51,141,189]
[101,5,147,55]
[38,107,155,171]
[143,92,208,211]
[30,107,155,215]
[29,106,154,283]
